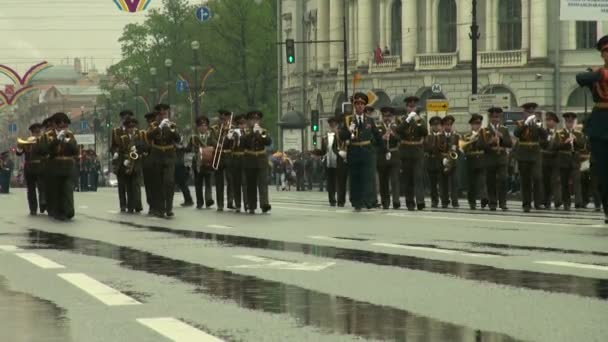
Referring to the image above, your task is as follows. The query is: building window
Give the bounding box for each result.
[576,21,597,49]
[438,0,457,53]
[498,0,522,51]
[391,0,402,56]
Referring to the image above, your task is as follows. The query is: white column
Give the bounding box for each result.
[357,0,373,65]
[329,0,344,69]
[530,0,547,58]
[349,1,355,59]
[521,0,529,51]
[402,0,417,64]
[458,0,472,61]
[485,0,494,51]
[379,0,386,48]
[317,0,329,70]
[425,0,432,53]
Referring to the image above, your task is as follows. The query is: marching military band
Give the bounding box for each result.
[8,36,608,225]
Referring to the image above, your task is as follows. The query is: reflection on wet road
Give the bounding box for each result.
[82,215,608,300]
[26,229,520,341]
[0,276,72,342]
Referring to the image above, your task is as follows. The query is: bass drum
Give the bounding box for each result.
[200,146,214,169]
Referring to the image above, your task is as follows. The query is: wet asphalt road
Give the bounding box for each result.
[0,188,607,342]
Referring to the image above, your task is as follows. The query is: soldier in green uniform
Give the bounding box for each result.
[111,110,134,212]
[425,116,444,208]
[243,110,272,214]
[376,107,401,209]
[40,115,56,216]
[16,123,46,215]
[118,117,144,213]
[556,112,586,211]
[397,96,428,211]
[212,110,234,211]
[440,115,460,208]
[339,93,383,212]
[576,35,608,223]
[541,111,562,209]
[141,112,156,214]
[514,103,548,212]
[462,114,486,210]
[0,151,13,194]
[227,114,248,212]
[147,104,180,218]
[188,116,216,209]
[45,113,78,221]
[481,107,513,211]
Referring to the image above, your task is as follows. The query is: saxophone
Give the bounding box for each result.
[121,135,139,175]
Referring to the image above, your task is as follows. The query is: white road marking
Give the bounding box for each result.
[78,205,89,209]
[386,212,578,227]
[15,253,65,269]
[0,245,22,252]
[106,210,119,214]
[231,255,335,271]
[206,224,232,229]
[58,273,141,306]
[373,243,499,258]
[137,317,224,342]
[534,261,608,272]
[308,236,344,242]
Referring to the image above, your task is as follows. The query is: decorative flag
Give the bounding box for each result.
[352,72,362,90]
[113,0,153,13]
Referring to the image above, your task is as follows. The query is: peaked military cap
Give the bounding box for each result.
[469,114,483,124]
[144,112,156,120]
[327,117,338,124]
[521,102,539,110]
[154,103,170,111]
[218,109,231,117]
[119,110,134,118]
[545,111,559,122]
[196,116,210,126]
[404,95,420,103]
[247,110,263,119]
[53,112,71,125]
[429,116,442,125]
[123,117,138,127]
[352,92,369,104]
[380,107,395,115]
[29,123,43,132]
[488,107,503,114]
[441,115,455,125]
[562,112,577,120]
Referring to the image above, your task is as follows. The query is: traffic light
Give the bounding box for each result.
[311,110,319,132]
[285,39,295,64]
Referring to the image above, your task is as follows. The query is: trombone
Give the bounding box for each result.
[212,112,233,170]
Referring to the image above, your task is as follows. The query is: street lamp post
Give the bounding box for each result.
[191,41,201,130]
[134,76,140,120]
[165,58,173,108]
[150,67,158,106]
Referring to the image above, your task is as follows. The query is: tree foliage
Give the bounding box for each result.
[100,0,278,138]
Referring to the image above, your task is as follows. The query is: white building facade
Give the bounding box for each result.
[279,0,606,149]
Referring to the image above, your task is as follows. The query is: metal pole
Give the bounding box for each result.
[470,0,479,95]
[277,0,283,151]
[554,4,561,115]
[105,97,111,179]
[343,0,348,99]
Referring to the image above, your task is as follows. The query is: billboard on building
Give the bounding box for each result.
[560,0,608,21]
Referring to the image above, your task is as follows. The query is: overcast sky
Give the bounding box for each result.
[0,0,200,80]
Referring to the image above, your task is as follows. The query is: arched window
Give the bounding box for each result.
[391,0,402,56]
[576,21,597,49]
[498,0,522,51]
[567,87,593,108]
[438,0,457,53]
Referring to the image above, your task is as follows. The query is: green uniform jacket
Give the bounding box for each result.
[338,116,383,162]
[44,130,78,177]
[397,120,428,160]
[481,126,512,166]
[556,129,587,169]
[541,129,560,168]
[16,137,46,176]
[376,123,400,167]
[462,131,486,170]
[424,133,444,172]
[514,124,547,162]
[119,132,145,175]
[242,126,271,169]
[187,133,216,173]
[211,124,233,168]
[146,123,181,162]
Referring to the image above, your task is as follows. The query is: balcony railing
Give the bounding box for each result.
[479,50,527,68]
[369,55,402,73]
[337,59,358,75]
[415,52,458,71]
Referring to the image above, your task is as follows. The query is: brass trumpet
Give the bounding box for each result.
[17,136,37,146]
[458,131,480,151]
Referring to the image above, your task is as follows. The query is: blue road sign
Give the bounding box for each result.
[8,123,17,133]
[196,6,211,22]
[80,120,88,131]
[176,80,189,93]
